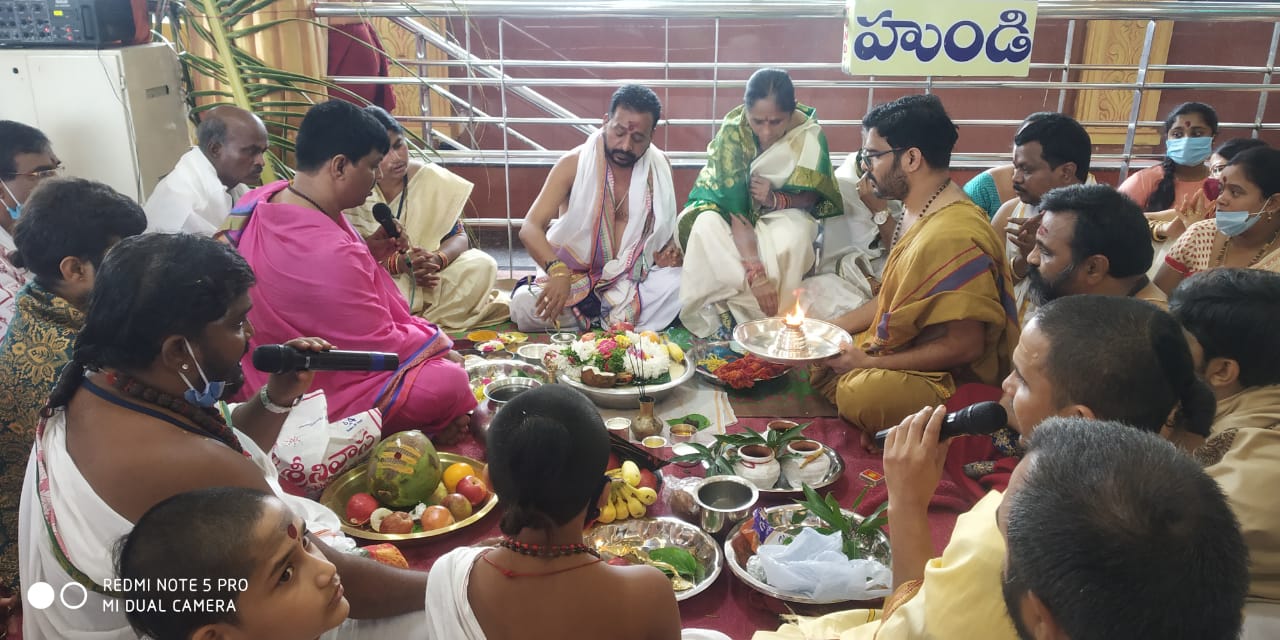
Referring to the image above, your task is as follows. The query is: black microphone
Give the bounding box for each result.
[372,203,400,238]
[873,401,1008,448]
[252,345,400,374]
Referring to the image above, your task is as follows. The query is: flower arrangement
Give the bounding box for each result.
[558,330,687,389]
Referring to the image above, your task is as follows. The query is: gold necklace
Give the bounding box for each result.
[891,178,951,248]
[1217,226,1280,267]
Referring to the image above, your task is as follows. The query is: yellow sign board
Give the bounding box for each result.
[843,0,1038,77]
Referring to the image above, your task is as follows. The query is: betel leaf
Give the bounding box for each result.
[667,413,712,431]
[648,547,702,581]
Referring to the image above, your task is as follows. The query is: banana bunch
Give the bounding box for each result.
[597,460,659,524]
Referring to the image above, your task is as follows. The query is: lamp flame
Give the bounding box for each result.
[784,303,805,327]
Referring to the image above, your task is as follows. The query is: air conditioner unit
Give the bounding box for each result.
[0,41,190,202]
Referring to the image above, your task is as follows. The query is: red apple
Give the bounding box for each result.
[378,511,415,534]
[456,475,490,507]
[637,469,658,492]
[420,505,455,531]
[345,492,378,525]
[441,493,473,521]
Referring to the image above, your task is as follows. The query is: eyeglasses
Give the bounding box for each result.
[857,147,905,173]
[7,163,63,180]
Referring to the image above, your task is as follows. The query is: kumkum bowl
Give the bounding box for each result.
[586,517,723,602]
[733,318,854,366]
[558,354,695,409]
[319,452,498,542]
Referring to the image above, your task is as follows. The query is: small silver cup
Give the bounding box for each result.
[693,475,759,538]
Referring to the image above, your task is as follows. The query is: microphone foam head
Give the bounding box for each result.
[963,401,1009,436]
[372,202,394,224]
[251,345,287,373]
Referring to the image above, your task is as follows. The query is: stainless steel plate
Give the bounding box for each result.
[558,354,695,409]
[734,318,854,366]
[723,504,891,605]
[466,358,549,402]
[700,445,845,495]
[586,517,723,602]
[692,341,791,388]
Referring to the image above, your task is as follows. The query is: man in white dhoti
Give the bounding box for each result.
[144,106,268,234]
[19,234,424,639]
[513,84,682,332]
[986,113,1092,323]
[678,68,843,338]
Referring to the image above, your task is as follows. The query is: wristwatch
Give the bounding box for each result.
[872,209,890,225]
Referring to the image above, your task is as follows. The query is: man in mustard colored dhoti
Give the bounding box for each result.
[812,95,1017,435]
[347,107,510,332]
[513,85,682,332]
[756,296,1217,640]
[678,68,843,338]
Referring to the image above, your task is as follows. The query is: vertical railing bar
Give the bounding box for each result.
[664,18,671,150]
[1252,21,1280,138]
[1058,19,1076,113]
[1119,19,1158,184]
[417,32,431,144]
[499,18,514,276]
[711,18,720,142]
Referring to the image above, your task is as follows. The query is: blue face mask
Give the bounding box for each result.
[1215,209,1266,237]
[178,339,227,408]
[1,181,20,220]
[1166,136,1213,167]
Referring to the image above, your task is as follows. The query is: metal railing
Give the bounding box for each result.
[312,0,1280,271]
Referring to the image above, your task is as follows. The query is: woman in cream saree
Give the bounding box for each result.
[678,68,843,338]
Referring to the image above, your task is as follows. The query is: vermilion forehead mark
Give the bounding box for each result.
[286,523,298,540]
[1181,119,1195,128]
[1036,224,1049,238]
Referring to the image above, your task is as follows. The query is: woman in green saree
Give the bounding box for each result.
[677,68,843,338]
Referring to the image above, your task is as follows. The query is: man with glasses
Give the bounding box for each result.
[811,95,1018,441]
[0,120,61,334]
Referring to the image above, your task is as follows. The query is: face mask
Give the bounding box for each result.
[178,339,227,408]
[1215,209,1265,237]
[1166,136,1213,167]
[1,181,20,220]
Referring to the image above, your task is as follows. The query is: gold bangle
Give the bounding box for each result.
[1150,220,1168,242]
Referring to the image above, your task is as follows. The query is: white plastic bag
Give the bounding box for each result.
[757,527,893,601]
[271,390,382,499]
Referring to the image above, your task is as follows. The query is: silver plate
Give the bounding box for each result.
[466,359,549,401]
[586,517,723,602]
[734,318,854,366]
[723,504,891,605]
[558,354,695,409]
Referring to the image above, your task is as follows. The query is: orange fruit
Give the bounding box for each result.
[442,462,477,492]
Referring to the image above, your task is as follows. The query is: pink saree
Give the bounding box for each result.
[224,181,475,433]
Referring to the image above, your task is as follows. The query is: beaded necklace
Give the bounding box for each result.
[480,537,603,579]
[288,184,330,215]
[99,371,246,455]
[497,536,600,558]
[891,178,951,248]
